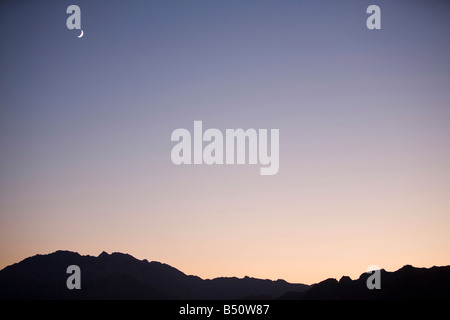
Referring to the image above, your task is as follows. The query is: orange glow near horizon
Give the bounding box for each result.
[1,159,449,284]
[1,0,450,287]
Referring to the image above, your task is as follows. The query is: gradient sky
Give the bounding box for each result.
[1,0,449,284]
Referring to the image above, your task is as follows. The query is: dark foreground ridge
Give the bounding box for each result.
[280,264,450,300]
[0,250,449,300]
[0,250,308,299]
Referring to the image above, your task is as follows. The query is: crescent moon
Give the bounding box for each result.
[78,29,84,38]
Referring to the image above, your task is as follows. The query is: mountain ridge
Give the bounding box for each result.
[1,250,449,300]
[0,250,309,300]
[280,264,450,300]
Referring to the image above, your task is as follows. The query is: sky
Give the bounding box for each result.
[0,0,449,284]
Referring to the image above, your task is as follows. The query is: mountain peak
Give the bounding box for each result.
[98,251,109,258]
[398,264,415,272]
[339,276,352,284]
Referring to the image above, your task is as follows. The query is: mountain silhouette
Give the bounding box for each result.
[1,251,449,300]
[279,265,450,300]
[0,250,309,300]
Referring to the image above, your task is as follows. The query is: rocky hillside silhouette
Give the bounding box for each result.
[1,251,449,300]
[0,250,309,299]
[279,265,450,300]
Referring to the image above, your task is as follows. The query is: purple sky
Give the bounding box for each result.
[1,0,449,283]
